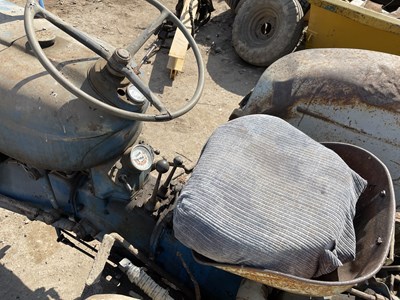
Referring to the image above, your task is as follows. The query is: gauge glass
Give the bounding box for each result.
[127,84,146,105]
[130,145,154,171]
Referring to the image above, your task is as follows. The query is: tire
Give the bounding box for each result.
[371,0,400,11]
[233,0,309,14]
[298,0,310,13]
[232,0,305,67]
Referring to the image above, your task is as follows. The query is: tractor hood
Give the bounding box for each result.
[0,0,143,171]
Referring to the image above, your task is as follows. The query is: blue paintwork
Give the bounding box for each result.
[0,158,243,298]
[0,1,244,298]
[157,228,242,299]
[0,5,145,171]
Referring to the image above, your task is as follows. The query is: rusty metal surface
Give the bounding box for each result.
[195,142,395,297]
[0,5,142,170]
[232,48,400,205]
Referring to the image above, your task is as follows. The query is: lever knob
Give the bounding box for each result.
[155,159,170,174]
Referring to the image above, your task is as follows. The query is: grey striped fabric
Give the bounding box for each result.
[173,115,367,278]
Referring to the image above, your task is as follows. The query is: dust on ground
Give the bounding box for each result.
[0,0,264,299]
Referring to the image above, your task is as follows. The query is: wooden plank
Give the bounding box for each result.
[167,0,198,79]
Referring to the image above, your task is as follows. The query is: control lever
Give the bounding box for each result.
[146,159,169,211]
[158,156,183,199]
[119,174,133,193]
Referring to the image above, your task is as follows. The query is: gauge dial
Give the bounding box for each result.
[130,144,154,171]
[127,84,146,106]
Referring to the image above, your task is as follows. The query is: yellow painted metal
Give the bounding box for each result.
[306,0,400,55]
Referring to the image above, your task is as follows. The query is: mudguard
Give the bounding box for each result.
[231,48,400,203]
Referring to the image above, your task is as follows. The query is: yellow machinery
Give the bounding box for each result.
[306,0,400,55]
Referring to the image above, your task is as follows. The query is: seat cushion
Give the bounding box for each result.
[173,115,367,278]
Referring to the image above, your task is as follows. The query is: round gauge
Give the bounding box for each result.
[130,144,154,171]
[126,84,147,106]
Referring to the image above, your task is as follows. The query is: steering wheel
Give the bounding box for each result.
[24,0,205,121]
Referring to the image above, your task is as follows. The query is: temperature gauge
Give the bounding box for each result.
[130,144,154,172]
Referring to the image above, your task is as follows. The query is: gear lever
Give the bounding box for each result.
[146,159,169,211]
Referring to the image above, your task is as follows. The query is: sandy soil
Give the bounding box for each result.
[0,0,264,299]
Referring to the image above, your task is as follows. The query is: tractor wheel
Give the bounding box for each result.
[232,0,305,67]
[233,0,310,14]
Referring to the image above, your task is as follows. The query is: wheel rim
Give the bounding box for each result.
[247,9,280,46]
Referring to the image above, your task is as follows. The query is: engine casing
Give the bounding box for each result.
[0,2,143,171]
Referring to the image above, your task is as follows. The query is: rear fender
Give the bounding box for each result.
[231,48,400,204]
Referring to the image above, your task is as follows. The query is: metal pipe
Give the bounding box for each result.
[381,265,400,271]
[43,172,59,209]
[177,252,201,300]
[85,233,193,299]
[0,193,58,224]
[0,193,81,233]
[119,258,173,300]
[348,288,388,300]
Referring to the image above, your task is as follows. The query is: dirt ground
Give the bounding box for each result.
[0,0,264,299]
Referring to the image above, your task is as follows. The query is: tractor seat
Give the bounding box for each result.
[173,115,395,294]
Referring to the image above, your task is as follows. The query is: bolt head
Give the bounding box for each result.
[111,48,131,67]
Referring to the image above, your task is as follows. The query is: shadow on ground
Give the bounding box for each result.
[0,245,62,300]
[195,10,265,96]
[147,9,265,98]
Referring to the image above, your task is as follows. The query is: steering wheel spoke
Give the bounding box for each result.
[123,67,169,114]
[24,0,204,122]
[126,10,169,57]
[25,0,115,60]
